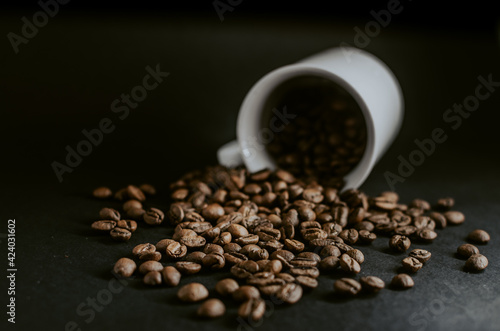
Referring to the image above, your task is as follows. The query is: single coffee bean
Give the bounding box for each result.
[402,256,423,273]
[284,239,305,253]
[259,284,283,296]
[143,271,162,286]
[290,257,317,268]
[110,227,131,241]
[143,208,165,225]
[263,259,283,274]
[138,261,163,274]
[165,242,188,259]
[185,251,207,264]
[233,285,260,302]
[214,232,233,246]
[355,221,375,232]
[93,187,112,199]
[113,258,136,278]
[289,267,320,278]
[358,230,377,244]
[202,203,225,221]
[215,278,239,296]
[177,283,209,302]
[428,211,447,229]
[467,229,490,244]
[319,256,340,271]
[197,298,226,319]
[409,249,431,263]
[345,249,364,264]
[436,197,454,211]
[169,204,185,224]
[339,254,361,274]
[180,236,206,249]
[457,244,480,259]
[139,183,156,195]
[123,199,142,212]
[320,245,341,258]
[116,220,137,232]
[275,283,303,304]
[172,188,189,200]
[175,261,202,275]
[295,276,318,289]
[227,224,249,238]
[238,299,266,321]
[417,229,437,242]
[155,239,176,252]
[360,276,385,293]
[391,273,414,289]
[444,211,465,225]
[127,207,146,221]
[126,185,146,201]
[302,188,324,203]
[202,253,226,270]
[133,243,156,258]
[297,252,321,263]
[409,199,431,211]
[339,229,359,245]
[161,266,181,286]
[465,254,488,272]
[204,243,224,255]
[99,208,120,221]
[91,220,116,231]
[334,278,361,296]
[389,235,411,252]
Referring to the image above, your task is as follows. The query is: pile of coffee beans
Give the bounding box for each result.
[91,164,490,321]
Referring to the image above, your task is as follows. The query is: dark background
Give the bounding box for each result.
[1,1,500,330]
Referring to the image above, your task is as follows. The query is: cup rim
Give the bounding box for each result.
[237,64,376,189]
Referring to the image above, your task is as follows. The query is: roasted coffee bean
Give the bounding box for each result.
[173,229,197,242]
[161,266,181,286]
[214,232,232,245]
[339,254,361,274]
[284,239,305,253]
[276,283,303,304]
[235,234,259,245]
[93,187,112,199]
[331,205,349,227]
[335,243,353,253]
[224,252,248,265]
[238,299,266,321]
[126,185,146,201]
[204,243,224,255]
[467,229,490,244]
[409,199,431,211]
[123,199,142,212]
[180,236,206,249]
[391,274,414,289]
[116,220,137,232]
[436,197,454,211]
[444,211,465,225]
[233,285,260,302]
[202,227,221,240]
[197,299,226,319]
[320,245,341,258]
[91,220,116,231]
[202,253,225,270]
[139,183,156,195]
[429,212,447,229]
[339,229,359,245]
[294,276,318,289]
[127,207,146,221]
[406,207,424,218]
[175,261,202,275]
[165,242,188,259]
[360,276,385,293]
[99,208,120,221]
[169,204,185,224]
[261,259,282,274]
[202,203,225,221]
[319,256,340,271]
[394,225,417,237]
[465,254,488,272]
[133,243,157,260]
[334,278,361,296]
[143,208,165,225]
[114,188,127,200]
[345,249,364,264]
[358,230,377,244]
[375,220,398,233]
[185,211,204,223]
[185,251,207,264]
[409,249,431,263]
[215,278,240,296]
[389,235,411,252]
[290,257,317,268]
[298,206,316,222]
[302,228,327,241]
[172,188,189,200]
[259,284,283,296]
[138,261,163,274]
[110,227,131,241]
[113,258,136,278]
[289,267,320,278]
[402,256,423,273]
[302,188,324,203]
[297,252,321,263]
[417,229,437,242]
[155,239,176,252]
[177,283,209,302]
[143,271,162,285]
[227,224,249,238]
[457,244,480,259]
[354,221,375,232]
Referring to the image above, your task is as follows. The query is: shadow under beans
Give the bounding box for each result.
[378,246,407,256]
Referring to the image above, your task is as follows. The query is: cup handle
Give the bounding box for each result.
[217,140,243,168]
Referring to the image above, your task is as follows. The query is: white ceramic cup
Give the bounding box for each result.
[217,47,404,190]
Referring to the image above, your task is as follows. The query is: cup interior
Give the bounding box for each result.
[239,68,375,189]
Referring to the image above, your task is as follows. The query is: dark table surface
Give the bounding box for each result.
[1,14,500,331]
